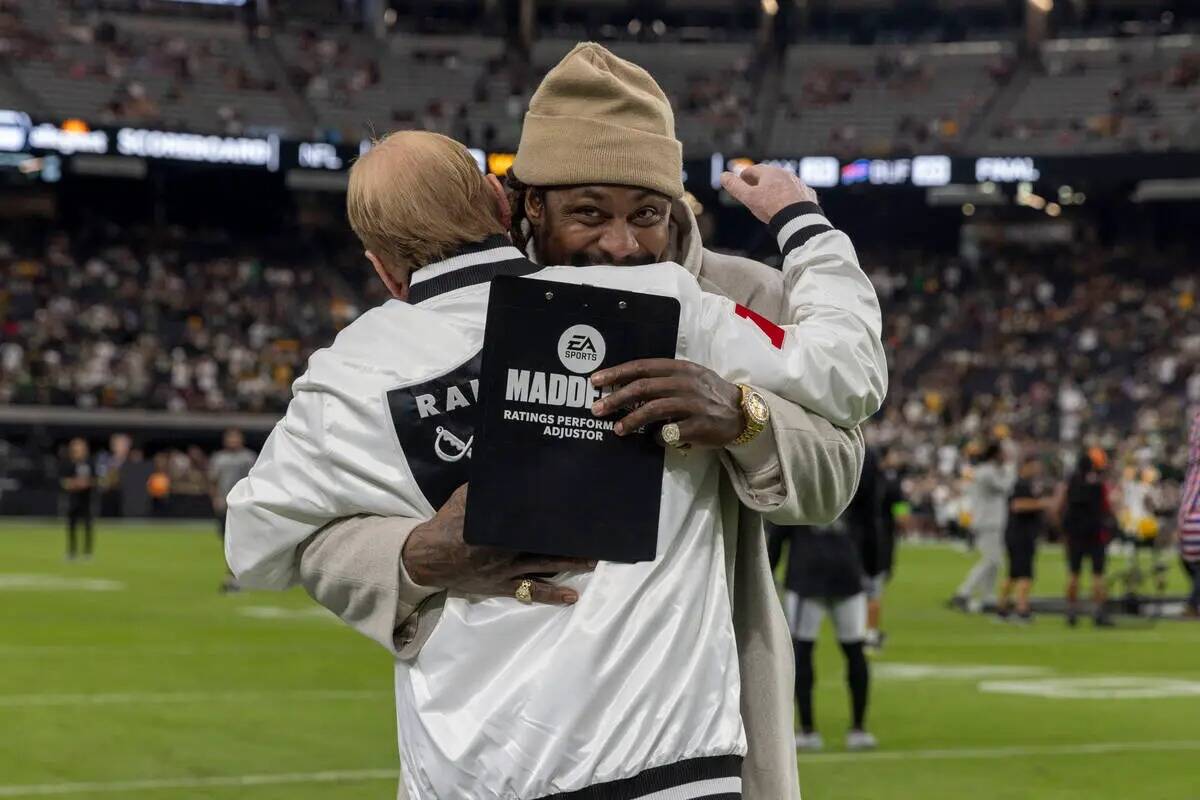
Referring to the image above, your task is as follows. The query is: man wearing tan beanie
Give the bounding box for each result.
[509,42,686,204]
[286,45,885,800]
[497,43,886,799]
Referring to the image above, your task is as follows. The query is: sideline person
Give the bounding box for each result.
[997,454,1052,623]
[1056,447,1115,627]
[208,428,255,593]
[772,519,877,753]
[952,441,1017,613]
[867,445,907,651]
[60,437,95,561]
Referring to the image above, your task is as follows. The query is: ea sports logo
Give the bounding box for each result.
[557,324,606,374]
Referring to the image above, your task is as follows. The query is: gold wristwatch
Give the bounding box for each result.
[731,384,769,446]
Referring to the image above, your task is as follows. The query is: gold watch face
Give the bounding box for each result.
[745,391,769,424]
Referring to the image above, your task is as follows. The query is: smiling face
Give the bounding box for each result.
[527,184,672,267]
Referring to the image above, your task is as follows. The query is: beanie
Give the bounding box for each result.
[511,42,684,200]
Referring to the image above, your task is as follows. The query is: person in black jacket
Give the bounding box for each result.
[59,438,95,561]
[772,450,880,753]
[1054,447,1114,627]
[997,455,1052,623]
[867,447,906,650]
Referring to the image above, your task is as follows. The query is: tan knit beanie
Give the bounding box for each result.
[511,42,684,200]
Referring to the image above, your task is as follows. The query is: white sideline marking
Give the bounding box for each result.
[898,631,1198,648]
[979,676,1200,700]
[236,605,336,621]
[0,689,388,707]
[0,769,397,797]
[800,739,1200,764]
[874,662,1049,681]
[0,574,124,592]
[0,644,363,657]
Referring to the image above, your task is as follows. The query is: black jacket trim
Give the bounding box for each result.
[781,224,835,254]
[409,256,539,304]
[767,201,826,242]
[543,755,743,800]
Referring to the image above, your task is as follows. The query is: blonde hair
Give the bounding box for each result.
[347,130,505,272]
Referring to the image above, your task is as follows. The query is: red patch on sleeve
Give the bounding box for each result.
[734,304,785,349]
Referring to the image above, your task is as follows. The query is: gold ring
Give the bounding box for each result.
[515,579,533,604]
[662,423,684,447]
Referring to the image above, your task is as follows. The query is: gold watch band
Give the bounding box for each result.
[731,384,768,446]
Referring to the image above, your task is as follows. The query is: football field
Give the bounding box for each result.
[1,520,1197,800]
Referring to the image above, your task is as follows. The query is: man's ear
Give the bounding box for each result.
[485,174,512,232]
[524,187,544,226]
[366,251,409,301]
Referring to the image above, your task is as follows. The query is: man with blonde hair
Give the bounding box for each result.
[350,131,510,294]
[226,127,882,799]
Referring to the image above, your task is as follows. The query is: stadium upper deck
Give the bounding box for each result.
[0,0,1196,156]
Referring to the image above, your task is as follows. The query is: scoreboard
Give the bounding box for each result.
[5,108,1200,199]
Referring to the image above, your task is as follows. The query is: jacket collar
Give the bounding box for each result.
[408,235,535,304]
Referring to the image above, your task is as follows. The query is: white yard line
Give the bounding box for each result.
[0,519,214,531]
[0,644,363,657]
[0,769,397,797]
[0,689,388,707]
[801,739,1200,764]
[5,741,1198,795]
[893,631,1197,647]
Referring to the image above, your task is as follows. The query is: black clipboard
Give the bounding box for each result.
[463,276,681,563]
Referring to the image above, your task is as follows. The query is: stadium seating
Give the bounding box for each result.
[8,10,290,133]
[768,41,1014,157]
[980,35,1200,154]
[11,11,294,135]
[276,30,504,144]
[3,0,1196,157]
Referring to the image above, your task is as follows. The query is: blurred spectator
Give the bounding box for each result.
[951,441,1017,613]
[209,428,255,593]
[997,454,1053,623]
[59,437,95,561]
[1054,447,1115,627]
[867,448,909,650]
[147,453,171,516]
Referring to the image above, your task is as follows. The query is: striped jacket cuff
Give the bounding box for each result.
[768,201,834,256]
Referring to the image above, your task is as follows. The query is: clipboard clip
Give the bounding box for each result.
[543,287,629,311]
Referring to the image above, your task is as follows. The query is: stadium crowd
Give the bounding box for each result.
[3,222,1197,508]
[0,224,367,414]
[867,242,1199,536]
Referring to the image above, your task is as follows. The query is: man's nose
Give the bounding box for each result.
[597,222,641,262]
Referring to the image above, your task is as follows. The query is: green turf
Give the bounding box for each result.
[1,521,1197,799]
